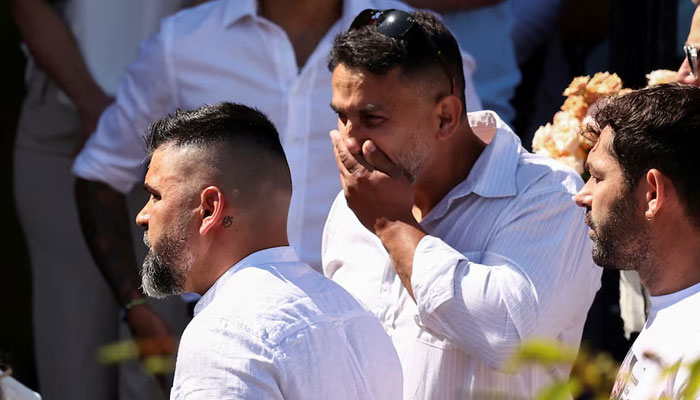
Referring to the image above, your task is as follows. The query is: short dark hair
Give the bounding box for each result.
[586,83,700,230]
[328,10,466,113]
[146,102,291,194]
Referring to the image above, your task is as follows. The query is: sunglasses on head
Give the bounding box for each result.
[684,43,699,78]
[349,9,456,96]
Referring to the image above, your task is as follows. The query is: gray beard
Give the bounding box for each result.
[395,132,430,184]
[140,218,193,299]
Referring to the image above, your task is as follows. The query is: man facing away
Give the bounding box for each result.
[323,9,601,399]
[135,102,402,399]
[574,84,700,399]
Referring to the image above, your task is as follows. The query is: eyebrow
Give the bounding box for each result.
[584,160,599,175]
[359,104,381,113]
[143,182,158,194]
[329,103,383,114]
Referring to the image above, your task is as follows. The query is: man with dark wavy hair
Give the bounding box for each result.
[575,84,700,399]
[323,9,600,398]
[137,102,402,399]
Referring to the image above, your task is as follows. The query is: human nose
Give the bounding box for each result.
[339,119,364,155]
[136,205,149,228]
[574,179,593,208]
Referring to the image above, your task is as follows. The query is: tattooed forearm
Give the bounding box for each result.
[74,178,143,306]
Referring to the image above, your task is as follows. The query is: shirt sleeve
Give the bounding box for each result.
[173,317,284,400]
[71,20,176,194]
[411,188,598,369]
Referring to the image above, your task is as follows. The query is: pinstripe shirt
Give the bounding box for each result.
[322,111,601,399]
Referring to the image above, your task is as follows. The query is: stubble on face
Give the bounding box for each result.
[395,129,431,184]
[141,210,193,299]
[586,186,652,274]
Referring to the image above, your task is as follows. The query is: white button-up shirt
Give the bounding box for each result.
[63,0,184,95]
[171,246,403,399]
[71,0,482,269]
[323,111,601,399]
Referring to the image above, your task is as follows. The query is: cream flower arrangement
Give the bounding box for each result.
[531,70,675,176]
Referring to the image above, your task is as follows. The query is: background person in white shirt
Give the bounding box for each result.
[70,0,482,354]
[136,102,403,399]
[11,0,187,398]
[323,9,600,398]
[574,84,700,399]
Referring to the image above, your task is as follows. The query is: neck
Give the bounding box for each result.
[188,223,289,295]
[413,123,486,220]
[258,0,342,68]
[640,224,700,296]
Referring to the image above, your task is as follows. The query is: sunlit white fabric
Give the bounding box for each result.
[323,111,601,399]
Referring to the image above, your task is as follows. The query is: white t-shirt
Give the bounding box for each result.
[611,281,700,399]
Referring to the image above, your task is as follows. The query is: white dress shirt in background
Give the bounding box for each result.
[171,246,403,399]
[323,111,601,399]
[71,0,482,270]
[62,0,184,95]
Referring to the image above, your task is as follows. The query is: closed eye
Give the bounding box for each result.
[337,111,348,125]
[362,114,387,127]
[143,184,161,201]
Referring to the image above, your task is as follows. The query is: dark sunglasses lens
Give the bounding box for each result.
[376,10,414,38]
[350,9,377,30]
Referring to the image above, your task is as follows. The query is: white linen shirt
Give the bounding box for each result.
[322,111,602,399]
[71,0,482,269]
[171,246,403,399]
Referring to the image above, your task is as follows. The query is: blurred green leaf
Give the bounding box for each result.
[506,339,578,372]
[96,340,139,364]
[143,355,175,375]
[681,358,700,399]
[536,379,581,400]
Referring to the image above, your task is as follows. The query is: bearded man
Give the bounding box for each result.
[575,84,700,399]
[136,102,402,399]
[322,9,601,398]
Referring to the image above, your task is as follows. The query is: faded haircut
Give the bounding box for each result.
[146,102,292,196]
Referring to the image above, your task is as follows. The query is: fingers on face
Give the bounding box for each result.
[362,140,396,176]
[330,130,373,175]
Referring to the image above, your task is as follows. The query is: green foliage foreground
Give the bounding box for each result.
[96,338,700,399]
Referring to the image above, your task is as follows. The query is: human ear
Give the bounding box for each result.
[435,95,462,141]
[644,169,669,220]
[199,186,225,235]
